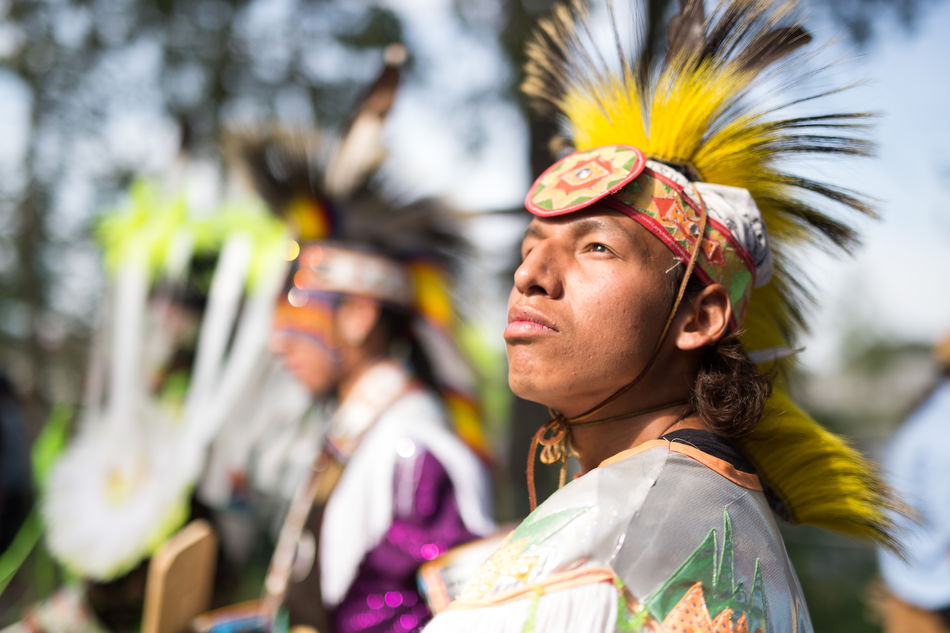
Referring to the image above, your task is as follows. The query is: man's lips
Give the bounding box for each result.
[504,306,558,339]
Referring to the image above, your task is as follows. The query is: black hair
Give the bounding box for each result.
[666,262,772,438]
[376,304,439,392]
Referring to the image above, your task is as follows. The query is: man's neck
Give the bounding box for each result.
[557,351,705,472]
[336,333,391,402]
[337,355,386,402]
[569,404,705,473]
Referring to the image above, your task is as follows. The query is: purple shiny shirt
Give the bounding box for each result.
[329,449,476,633]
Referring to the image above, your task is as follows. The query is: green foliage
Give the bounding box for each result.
[30,404,71,493]
[0,405,71,605]
[0,511,43,597]
[336,6,403,48]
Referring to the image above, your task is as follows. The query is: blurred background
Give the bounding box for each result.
[0,0,949,630]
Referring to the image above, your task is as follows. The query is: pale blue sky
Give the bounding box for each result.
[794,2,950,368]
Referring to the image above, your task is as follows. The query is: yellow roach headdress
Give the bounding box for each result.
[521,0,902,548]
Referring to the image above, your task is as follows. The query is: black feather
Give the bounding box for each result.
[735,25,811,73]
[665,0,706,69]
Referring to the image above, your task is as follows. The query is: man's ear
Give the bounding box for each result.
[336,295,382,348]
[674,283,732,351]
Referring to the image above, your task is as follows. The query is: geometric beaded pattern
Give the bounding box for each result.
[526,145,646,216]
[610,170,754,325]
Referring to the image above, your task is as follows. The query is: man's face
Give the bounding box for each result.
[504,208,675,415]
[270,333,339,396]
[269,294,340,396]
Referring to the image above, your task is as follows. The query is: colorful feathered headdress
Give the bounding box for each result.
[521,0,902,548]
[231,45,489,459]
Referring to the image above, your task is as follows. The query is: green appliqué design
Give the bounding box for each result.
[511,505,592,545]
[645,508,768,633]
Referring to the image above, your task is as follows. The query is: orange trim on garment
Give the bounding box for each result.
[418,562,452,613]
[445,566,617,611]
[419,529,516,613]
[598,439,762,491]
[598,439,672,467]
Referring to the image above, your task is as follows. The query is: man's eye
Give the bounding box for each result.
[588,243,610,253]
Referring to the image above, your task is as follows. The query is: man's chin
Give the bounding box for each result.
[509,373,610,417]
[508,374,555,409]
[293,372,335,398]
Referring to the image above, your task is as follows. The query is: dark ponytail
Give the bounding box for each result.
[690,333,772,437]
[378,305,440,392]
[667,263,772,438]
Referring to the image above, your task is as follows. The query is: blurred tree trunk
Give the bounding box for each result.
[10,182,49,429]
[6,27,52,432]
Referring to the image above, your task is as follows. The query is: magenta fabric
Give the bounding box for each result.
[330,449,476,633]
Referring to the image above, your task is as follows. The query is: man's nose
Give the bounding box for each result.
[513,242,563,299]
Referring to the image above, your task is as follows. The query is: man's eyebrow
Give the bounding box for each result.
[569,217,612,237]
[569,216,636,243]
[521,213,638,244]
[523,222,545,241]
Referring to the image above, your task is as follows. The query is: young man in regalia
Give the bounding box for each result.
[422,0,903,631]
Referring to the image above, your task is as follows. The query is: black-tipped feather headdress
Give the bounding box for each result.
[520,0,901,548]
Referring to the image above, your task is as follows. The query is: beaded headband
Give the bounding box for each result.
[290,243,412,307]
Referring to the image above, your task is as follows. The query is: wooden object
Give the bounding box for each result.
[142,519,218,633]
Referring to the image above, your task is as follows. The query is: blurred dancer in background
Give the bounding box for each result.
[218,45,494,633]
[878,332,950,633]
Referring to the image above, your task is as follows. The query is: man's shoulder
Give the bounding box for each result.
[478,439,764,577]
[431,441,809,632]
[449,447,669,605]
